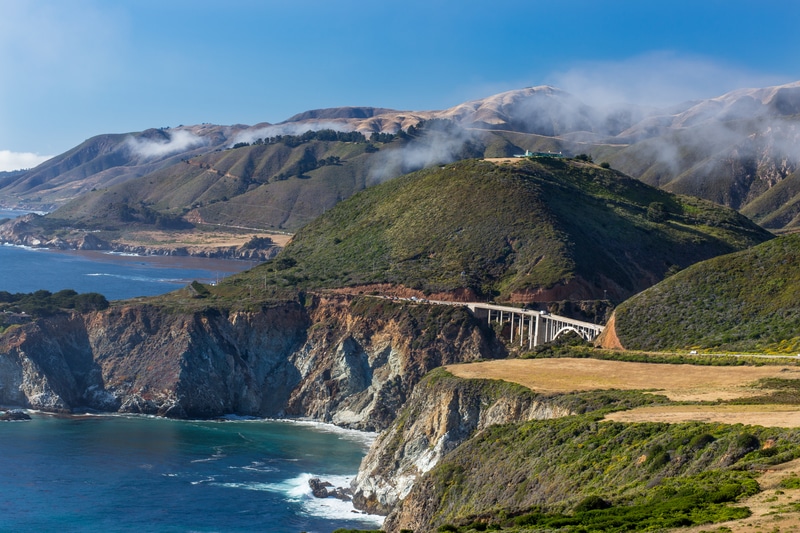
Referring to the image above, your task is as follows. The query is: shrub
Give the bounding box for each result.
[689,433,715,449]
[779,476,800,489]
[574,495,611,512]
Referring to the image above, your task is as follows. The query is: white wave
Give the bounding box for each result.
[103,251,142,257]
[215,472,384,526]
[264,418,379,449]
[235,461,278,474]
[1,243,42,251]
[85,272,184,283]
[202,416,378,449]
[191,446,227,463]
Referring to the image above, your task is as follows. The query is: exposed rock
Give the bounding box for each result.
[77,234,110,250]
[308,477,354,501]
[309,477,334,498]
[0,409,31,421]
[0,295,504,430]
[351,369,572,517]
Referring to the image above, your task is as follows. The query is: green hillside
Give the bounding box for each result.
[231,158,771,303]
[44,124,495,233]
[397,388,800,532]
[612,234,800,353]
[740,168,800,230]
[604,117,800,231]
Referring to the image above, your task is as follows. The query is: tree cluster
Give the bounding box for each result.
[273,149,344,180]
[115,203,193,229]
[0,289,109,321]
[233,129,369,149]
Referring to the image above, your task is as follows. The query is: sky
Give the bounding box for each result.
[1,0,799,171]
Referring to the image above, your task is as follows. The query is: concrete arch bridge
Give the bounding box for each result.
[464,302,604,349]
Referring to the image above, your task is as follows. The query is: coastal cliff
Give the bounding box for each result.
[0,294,504,430]
[351,369,573,516]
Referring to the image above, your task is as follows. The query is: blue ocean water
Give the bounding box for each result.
[0,244,256,301]
[0,207,256,301]
[0,208,384,531]
[0,414,383,532]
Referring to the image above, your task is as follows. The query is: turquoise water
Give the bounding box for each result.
[0,414,383,532]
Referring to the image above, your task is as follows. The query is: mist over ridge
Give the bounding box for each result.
[1,80,800,232]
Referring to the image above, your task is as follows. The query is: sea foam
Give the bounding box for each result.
[216,472,384,525]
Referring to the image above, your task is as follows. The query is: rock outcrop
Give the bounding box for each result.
[0,294,504,430]
[351,369,572,517]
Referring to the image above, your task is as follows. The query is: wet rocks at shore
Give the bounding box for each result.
[308,477,353,501]
[0,409,31,421]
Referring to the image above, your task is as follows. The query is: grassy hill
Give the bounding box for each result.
[43,125,490,234]
[225,157,771,304]
[380,369,800,533]
[740,168,800,229]
[0,126,239,210]
[611,233,800,353]
[49,137,381,232]
[604,116,800,231]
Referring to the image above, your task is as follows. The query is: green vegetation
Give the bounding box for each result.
[728,378,800,405]
[524,344,778,367]
[405,413,800,532]
[228,158,769,302]
[614,234,800,353]
[0,289,109,330]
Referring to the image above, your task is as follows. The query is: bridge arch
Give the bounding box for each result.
[552,326,590,342]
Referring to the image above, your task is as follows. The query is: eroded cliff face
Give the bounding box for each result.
[351,369,573,520]
[0,295,504,430]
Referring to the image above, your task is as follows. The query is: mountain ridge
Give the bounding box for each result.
[2,81,800,232]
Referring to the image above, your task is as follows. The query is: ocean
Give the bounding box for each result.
[0,244,257,302]
[0,208,258,301]
[0,414,383,532]
[0,208,384,532]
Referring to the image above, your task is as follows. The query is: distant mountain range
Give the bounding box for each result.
[1,82,799,232]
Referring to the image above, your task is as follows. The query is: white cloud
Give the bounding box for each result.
[546,51,787,109]
[125,130,207,159]
[232,122,355,146]
[0,151,53,172]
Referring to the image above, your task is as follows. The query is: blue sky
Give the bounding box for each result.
[1,0,799,171]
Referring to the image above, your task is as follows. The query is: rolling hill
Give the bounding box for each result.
[225,157,771,304]
[0,124,249,210]
[605,233,800,353]
[2,82,800,233]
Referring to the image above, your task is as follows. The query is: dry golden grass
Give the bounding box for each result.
[483,157,525,165]
[118,230,292,248]
[445,358,800,403]
[446,358,800,531]
[606,404,800,428]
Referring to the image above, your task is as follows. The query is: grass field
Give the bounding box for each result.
[445,358,800,403]
[117,229,292,249]
[445,357,800,531]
